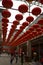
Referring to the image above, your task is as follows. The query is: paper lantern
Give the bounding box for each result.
[15,14,23,21]
[2,10,11,18]
[36,28,42,32]
[32,31,38,37]
[13,20,19,25]
[33,24,40,29]
[38,31,43,35]
[39,0,43,4]
[2,0,13,8]
[29,27,35,31]
[2,18,9,23]
[2,23,8,27]
[18,4,28,13]
[22,22,29,26]
[32,7,41,16]
[20,26,25,30]
[26,0,33,3]
[37,19,43,25]
[26,16,34,23]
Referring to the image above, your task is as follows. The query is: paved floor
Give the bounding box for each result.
[0,53,29,65]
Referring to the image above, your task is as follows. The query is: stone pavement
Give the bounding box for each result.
[0,53,29,65]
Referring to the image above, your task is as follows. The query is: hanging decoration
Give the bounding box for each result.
[2,0,13,8]
[18,4,28,13]
[15,14,23,21]
[26,0,33,3]
[39,0,43,4]
[29,27,35,31]
[2,18,9,23]
[32,7,41,16]
[26,16,34,23]
[2,10,11,18]
[37,19,43,25]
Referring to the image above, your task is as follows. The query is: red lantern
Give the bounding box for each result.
[39,0,43,4]
[22,22,29,26]
[36,28,42,32]
[29,27,35,31]
[32,31,38,37]
[26,16,34,23]
[32,7,41,16]
[2,0,13,8]
[13,20,19,25]
[18,4,28,13]
[38,31,43,35]
[2,10,11,18]
[2,18,9,23]
[15,14,23,21]
[20,26,25,30]
[26,0,33,3]
[37,19,43,25]
[33,24,40,29]
[2,23,8,27]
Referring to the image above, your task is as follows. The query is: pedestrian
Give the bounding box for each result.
[20,52,24,65]
[10,53,14,64]
[15,51,18,63]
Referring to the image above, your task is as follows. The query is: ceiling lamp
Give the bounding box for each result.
[32,7,41,16]
[2,18,9,23]
[37,19,43,25]
[2,10,11,18]
[39,0,43,4]
[26,16,34,23]
[2,0,13,8]
[15,14,23,21]
[18,4,28,13]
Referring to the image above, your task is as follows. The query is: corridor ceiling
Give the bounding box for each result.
[0,0,43,47]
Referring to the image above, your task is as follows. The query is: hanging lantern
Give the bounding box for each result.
[33,24,40,29]
[22,22,29,26]
[2,23,8,27]
[29,27,35,31]
[36,28,42,32]
[26,16,34,23]
[26,0,33,3]
[32,31,38,37]
[2,0,13,8]
[2,18,9,23]
[20,26,25,30]
[37,19,43,25]
[32,7,41,16]
[39,0,43,4]
[15,14,23,21]
[38,31,43,35]
[2,10,11,18]
[18,4,28,13]
[13,20,19,25]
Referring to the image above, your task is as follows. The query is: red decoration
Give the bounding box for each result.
[32,31,38,37]
[32,7,41,16]
[22,22,29,26]
[38,31,42,35]
[2,10,11,18]
[37,19,43,25]
[26,16,34,23]
[20,26,25,30]
[39,0,43,4]
[29,27,35,31]
[33,24,40,29]
[36,28,42,32]
[15,14,23,21]
[18,4,28,13]
[2,23,8,27]
[2,0,13,8]
[26,0,33,3]
[13,20,19,25]
[2,18,9,23]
